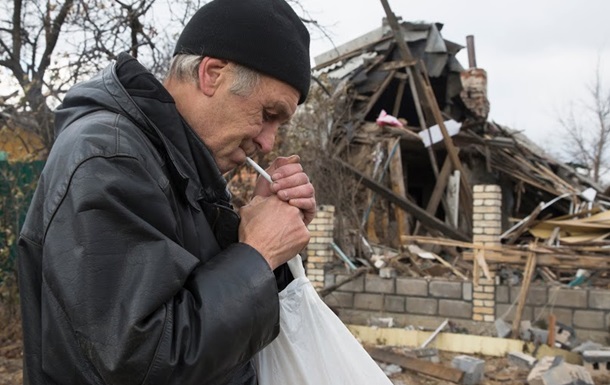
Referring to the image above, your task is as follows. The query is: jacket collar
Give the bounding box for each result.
[101,53,231,207]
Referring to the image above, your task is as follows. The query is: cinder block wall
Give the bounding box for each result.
[313,203,610,343]
[323,273,610,342]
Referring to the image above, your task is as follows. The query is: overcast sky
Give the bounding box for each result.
[300,0,610,154]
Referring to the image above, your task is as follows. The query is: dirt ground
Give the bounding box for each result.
[0,308,23,385]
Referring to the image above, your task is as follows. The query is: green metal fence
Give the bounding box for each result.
[0,160,45,278]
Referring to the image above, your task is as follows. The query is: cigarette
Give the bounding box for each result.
[245,157,273,183]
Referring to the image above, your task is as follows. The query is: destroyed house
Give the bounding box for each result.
[305,16,610,278]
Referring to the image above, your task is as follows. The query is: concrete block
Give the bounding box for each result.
[439,299,472,319]
[496,303,533,322]
[495,285,509,303]
[553,288,587,309]
[412,347,440,363]
[334,274,364,292]
[589,289,610,310]
[406,297,438,315]
[324,273,336,288]
[573,310,605,330]
[365,275,395,293]
[534,307,573,326]
[495,318,511,338]
[508,351,537,369]
[582,350,610,374]
[510,285,547,305]
[323,291,353,308]
[451,355,485,385]
[396,277,428,296]
[384,295,405,313]
[463,282,473,301]
[429,281,462,299]
[354,293,383,311]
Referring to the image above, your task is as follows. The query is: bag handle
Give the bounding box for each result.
[287,254,306,279]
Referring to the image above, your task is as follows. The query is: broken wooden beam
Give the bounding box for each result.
[334,157,469,241]
[368,347,464,383]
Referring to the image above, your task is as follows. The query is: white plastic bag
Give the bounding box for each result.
[254,255,393,385]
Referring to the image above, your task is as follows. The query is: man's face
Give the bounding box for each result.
[191,63,299,174]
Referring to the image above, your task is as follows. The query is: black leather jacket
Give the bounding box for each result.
[18,53,286,384]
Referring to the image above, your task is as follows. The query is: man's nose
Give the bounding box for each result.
[254,125,277,154]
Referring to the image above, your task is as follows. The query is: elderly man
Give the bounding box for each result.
[17,0,315,383]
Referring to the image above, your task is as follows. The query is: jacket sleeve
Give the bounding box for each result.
[42,154,280,385]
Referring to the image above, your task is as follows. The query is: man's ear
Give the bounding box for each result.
[198,57,229,97]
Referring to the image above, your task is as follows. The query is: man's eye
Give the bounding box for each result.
[263,110,279,123]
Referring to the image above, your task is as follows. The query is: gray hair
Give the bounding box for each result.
[166,54,260,97]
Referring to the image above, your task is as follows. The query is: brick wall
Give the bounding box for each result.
[305,205,335,289]
[472,184,501,322]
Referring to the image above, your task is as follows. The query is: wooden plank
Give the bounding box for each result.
[512,251,536,338]
[368,348,464,383]
[388,138,410,241]
[335,157,469,241]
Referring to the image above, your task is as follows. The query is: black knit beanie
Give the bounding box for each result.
[173,0,311,104]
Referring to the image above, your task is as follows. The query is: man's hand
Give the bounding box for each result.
[239,195,310,270]
[252,155,316,225]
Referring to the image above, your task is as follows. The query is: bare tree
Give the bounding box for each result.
[0,0,205,155]
[559,62,610,185]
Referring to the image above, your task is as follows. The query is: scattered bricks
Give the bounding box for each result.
[406,297,438,315]
[334,274,364,292]
[508,351,537,369]
[439,299,472,319]
[451,355,485,385]
[396,277,428,296]
[573,310,606,330]
[323,291,353,309]
[365,275,395,293]
[582,350,610,374]
[589,289,610,310]
[463,282,473,301]
[384,295,405,313]
[354,293,383,311]
[429,281,462,299]
[553,288,588,309]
